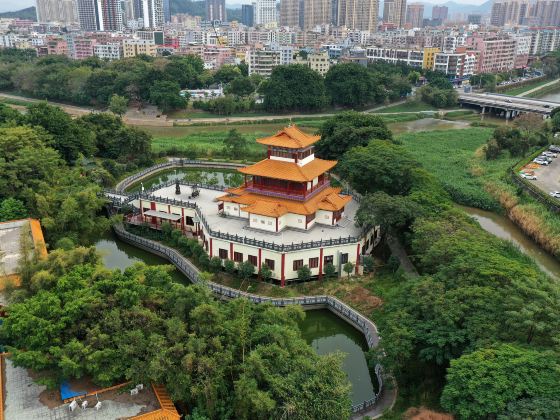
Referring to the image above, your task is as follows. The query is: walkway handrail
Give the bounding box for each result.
[112,223,384,414]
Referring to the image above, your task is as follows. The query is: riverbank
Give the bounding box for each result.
[519,78,560,98]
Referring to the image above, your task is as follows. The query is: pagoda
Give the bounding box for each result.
[218,125,352,232]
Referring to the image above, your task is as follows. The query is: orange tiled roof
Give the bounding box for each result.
[238,158,337,182]
[218,186,352,217]
[256,125,321,149]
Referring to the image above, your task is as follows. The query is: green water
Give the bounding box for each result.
[299,309,376,405]
[94,230,186,283]
[127,168,243,192]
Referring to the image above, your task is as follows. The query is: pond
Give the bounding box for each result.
[389,117,471,134]
[127,168,243,192]
[299,309,376,405]
[459,205,560,279]
[94,231,377,406]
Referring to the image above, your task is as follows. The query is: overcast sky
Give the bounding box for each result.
[0,0,489,14]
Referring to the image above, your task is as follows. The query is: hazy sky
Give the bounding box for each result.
[0,0,489,14]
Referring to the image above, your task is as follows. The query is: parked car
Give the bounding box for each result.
[539,155,553,162]
[520,173,537,180]
[533,159,550,165]
[549,191,560,198]
[549,145,560,152]
[542,151,558,158]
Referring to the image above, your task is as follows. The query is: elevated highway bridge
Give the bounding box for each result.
[458,92,560,119]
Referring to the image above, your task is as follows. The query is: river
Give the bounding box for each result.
[459,206,560,279]
[94,230,376,405]
[534,89,560,102]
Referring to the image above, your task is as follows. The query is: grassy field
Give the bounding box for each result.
[399,128,510,210]
[501,78,553,96]
[0,96,35,107]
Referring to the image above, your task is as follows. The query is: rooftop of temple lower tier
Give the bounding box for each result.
[144,184,363,245]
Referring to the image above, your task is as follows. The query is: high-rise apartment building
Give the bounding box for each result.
[304,0,332,29]
[76,0,99,30]
[406,3,424,28]
[490,0,529,26]
[253,0,277,26]
[532,0,560,27]
[36,0,78,25]
[206,0,226,21]
[163,0,171,22]
[340,0,379,31]
[242,4,255,26]
[383,0,407,27]
[432,5,448,21]
[133,0,164,28]
[280,0,300,27]
[468,14,482,25]
[98,0,124,31]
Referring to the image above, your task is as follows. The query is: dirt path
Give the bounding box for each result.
[517,78,560,97]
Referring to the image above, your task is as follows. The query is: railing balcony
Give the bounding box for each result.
[245,180,330,201]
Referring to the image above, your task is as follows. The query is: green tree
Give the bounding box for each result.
[224,259,236,274]
[261,64,328,112]
[209,256,223,273]
[213,64,242,84]
[226,77,255,97]
[324,63,380,107]
[0,198,28,221]
[356,192,415,230]
[324,263,336,279]
[222,129,248,159]
[237,261,255,281]
[338,140,420,195]
[297,265,312,282]
[441,345,560,419]
[260,263,272,282]
[362,255,375,274]
[108,94,128,116]
[498,397,560,420]
[149,80,187,113]
[343,262,354,278]
[315,111,393,160]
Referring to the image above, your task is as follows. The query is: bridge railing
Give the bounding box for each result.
[112,223,385,414]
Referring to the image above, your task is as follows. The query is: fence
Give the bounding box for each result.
[112,224,384,414]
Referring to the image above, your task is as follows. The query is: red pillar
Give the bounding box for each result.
[318,247,323,280]
[281,254,285,287]
[275,217,278,232]
[150,201,157,225]
[258,248,262,279]
[230,242,234,261]
[139,199,143,217]
[355,244,361,275]
[209,238,213,257]
[167,204,171,214]
[181,208,185,230]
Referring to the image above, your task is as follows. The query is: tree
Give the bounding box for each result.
[337,140,421,195]
[222,129,248,159]
[498,397,560,420]
[297,265,312,282]
[149,80,187,113]
[0,198,28,221]
[226,77,255,97]
[355,192,416,230]
[224,259,236,274]
[362,256,375,274]
[441,344,560,419]
[26,103,96,163]
[213,64,242,85]
[209,256,223,273]
[343,262,354,278]
[324,63,380,107]
[315,112,393,160]
[261,64,328,112]
[324,263,336,279]
[0,103,24,125]
[237,261,255,281]
[417,85,457,108]
[108,94,128,116]
[260,263,272,282]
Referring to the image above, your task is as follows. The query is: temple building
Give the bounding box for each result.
[124,125,380,286]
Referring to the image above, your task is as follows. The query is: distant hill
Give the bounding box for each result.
[0,6,37,21]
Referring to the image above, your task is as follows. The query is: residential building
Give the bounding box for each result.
[122,38,157,56]
[532,0,560,27]
[340,0,379,31]
[94,42,123,60]
[133,0,164,28]
[254,0,278,26]
[241,4,255,27]
[366,46,424,68]
[76,0,98,31]
[527,28,560,56]
[468,14,482,25]
[206,0,227,22]
[163,0,171,22]
[433,50,477,77]
[490,0,529,27]
[467,33,516,73]
[280,0,300,28]
[422,46,439,70]
[295,50,331,75]
[248,48,281,76]
[512,33,531,68]
[432,5,448,21]
[383,0,407,28]
[36,0,77,25]
[406,3,424,28]
[75,0,123,31]
[304,0,332,30]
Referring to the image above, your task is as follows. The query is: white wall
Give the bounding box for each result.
[316,210,333,226]
[249,214,277,232]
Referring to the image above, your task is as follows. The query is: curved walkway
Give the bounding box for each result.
[517,78,560,97]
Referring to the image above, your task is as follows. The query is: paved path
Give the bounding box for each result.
[386,231,420,277]
[517,78,560,97]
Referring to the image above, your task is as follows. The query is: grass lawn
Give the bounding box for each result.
[375,100,437,114]
[0,96,35,107]
[502,78,554,96]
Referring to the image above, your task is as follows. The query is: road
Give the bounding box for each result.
[459,92,560,116]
